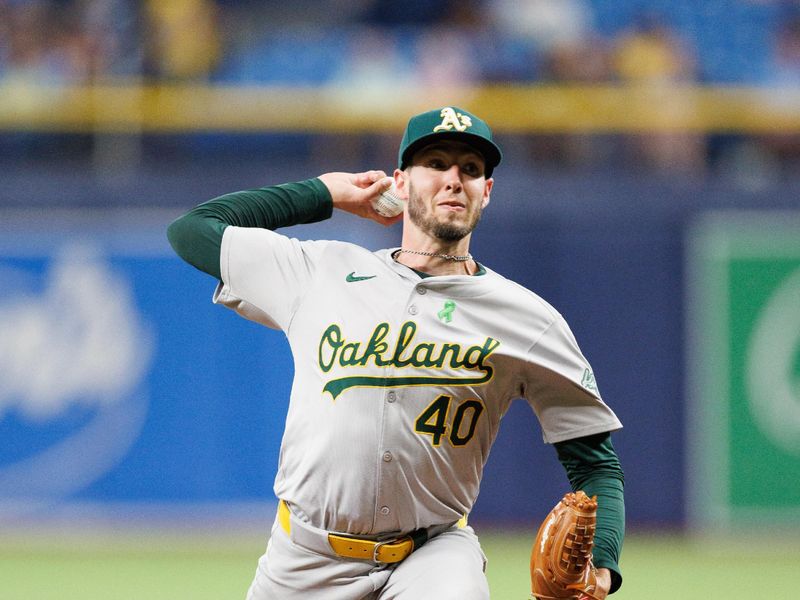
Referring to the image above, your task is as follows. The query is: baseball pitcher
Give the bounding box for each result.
[168,106,625,599]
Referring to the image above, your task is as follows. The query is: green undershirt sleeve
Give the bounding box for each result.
[554,432,625,594]
[166,177,333,279]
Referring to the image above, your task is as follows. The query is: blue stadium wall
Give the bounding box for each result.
[1,155,798,529]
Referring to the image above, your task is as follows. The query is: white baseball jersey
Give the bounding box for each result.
[213,226,622,537]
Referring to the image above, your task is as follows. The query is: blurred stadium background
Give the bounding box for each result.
[1,0,799,598]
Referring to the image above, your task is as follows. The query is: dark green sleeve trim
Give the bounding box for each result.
[554,432,625,594]
[167,178,333,279]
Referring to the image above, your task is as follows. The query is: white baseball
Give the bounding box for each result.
[373,181,405,218]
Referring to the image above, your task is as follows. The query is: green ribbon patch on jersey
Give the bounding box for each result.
[437,300,456,323]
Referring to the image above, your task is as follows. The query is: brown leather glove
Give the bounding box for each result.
[530,491,600,600]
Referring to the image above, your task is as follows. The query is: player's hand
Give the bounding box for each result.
[318,171,403,226]
[578,568,611,600]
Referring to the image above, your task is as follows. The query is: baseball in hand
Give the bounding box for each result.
[372,180,405,217]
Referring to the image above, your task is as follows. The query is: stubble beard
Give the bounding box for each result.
[407,183,483,243]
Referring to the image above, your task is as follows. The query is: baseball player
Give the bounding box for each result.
[167,106,625,599]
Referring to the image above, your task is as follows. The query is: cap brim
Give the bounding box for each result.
[400,131,502,177]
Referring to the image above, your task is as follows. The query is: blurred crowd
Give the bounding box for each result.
[3,0,571,84]
[2,0,799,84]
[0,0,218,83]
[1,0,800,173]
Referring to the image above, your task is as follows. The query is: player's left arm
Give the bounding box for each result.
[554,431,625,596]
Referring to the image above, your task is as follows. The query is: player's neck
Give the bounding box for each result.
[393,236,476,276]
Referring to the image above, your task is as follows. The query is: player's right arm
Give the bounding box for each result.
[317,171,397,223]
[167,178,333,279]
[167,171,396,279]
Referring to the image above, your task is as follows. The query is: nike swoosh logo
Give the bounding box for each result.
[346,272,377,282]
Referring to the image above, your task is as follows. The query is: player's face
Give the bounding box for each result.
[403,142,493,242]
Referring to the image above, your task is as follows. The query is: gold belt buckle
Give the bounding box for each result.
[372,539,391,563]
[374,536,414,563]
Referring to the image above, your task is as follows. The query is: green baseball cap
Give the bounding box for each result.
[398,106,502,177]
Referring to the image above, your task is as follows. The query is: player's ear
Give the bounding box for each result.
[481,178,493,209]
[394,168,410,199]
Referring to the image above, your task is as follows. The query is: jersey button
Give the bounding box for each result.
[380,506,391,515]
[417,287,427,295]
[408,305,418,315]
[382,451,393,462]
[387,391,396,403]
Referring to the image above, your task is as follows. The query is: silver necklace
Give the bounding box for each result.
[395,248,473,262]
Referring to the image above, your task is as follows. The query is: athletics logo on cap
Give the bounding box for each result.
[398,105,503,177]
[433,107,472,133]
